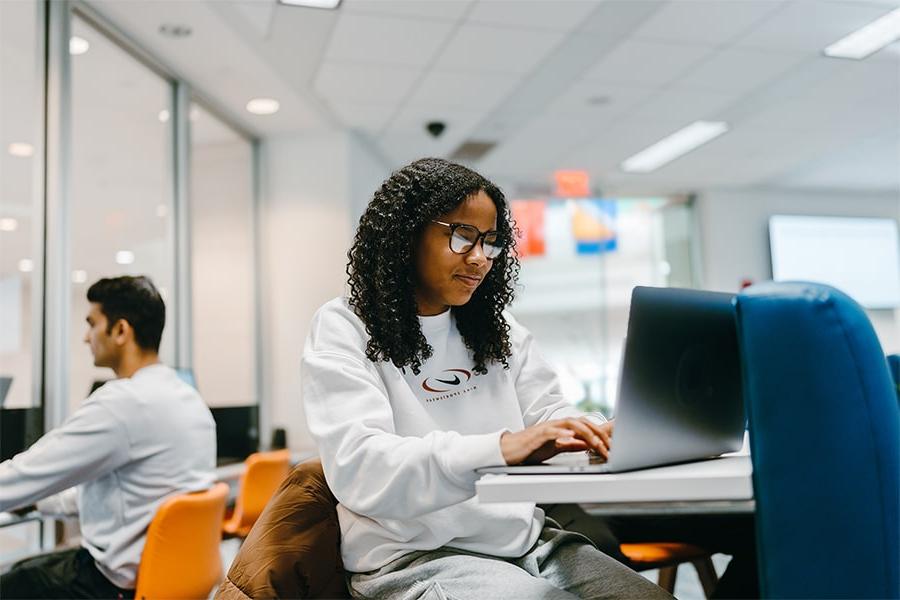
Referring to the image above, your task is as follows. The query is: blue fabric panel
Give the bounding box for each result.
[888,355,900,402]
[735,282,899,599]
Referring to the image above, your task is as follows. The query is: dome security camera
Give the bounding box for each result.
[426,121,446,138]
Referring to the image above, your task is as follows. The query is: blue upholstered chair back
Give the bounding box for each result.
[888,354,900,401]
[734,282,899,599]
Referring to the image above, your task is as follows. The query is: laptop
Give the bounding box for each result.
[477,286,745,475]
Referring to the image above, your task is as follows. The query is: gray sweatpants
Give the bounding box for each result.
[347,524,674,600]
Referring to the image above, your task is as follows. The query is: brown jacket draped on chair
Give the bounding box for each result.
[215,459,351,599]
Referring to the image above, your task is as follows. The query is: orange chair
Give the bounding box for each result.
[223,449,291,538]
[135,482,229,600]
[621,542,718,597]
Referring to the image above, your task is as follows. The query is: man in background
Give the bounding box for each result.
[0,275,216,598]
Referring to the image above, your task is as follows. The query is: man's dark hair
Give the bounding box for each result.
[347,157,520,376]
[87,275,165,352]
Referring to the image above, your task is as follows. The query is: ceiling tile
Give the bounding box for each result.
[467,0,601,32]
[479,115,593,175]
[313,61,420,104]
[543,82,655,122]
[736,1,897,52]
[582,40,714,87]
[328,101,397,133]
[632,0,787,46]
[325,13,456,67]
[433,23,566,74]
[673,47,811,95]
[231,1,277,39]
[578,1,666,36]
[405,69,522,111]
[629,88,740,123]
[340,0,473,21]
[776,133,900,190]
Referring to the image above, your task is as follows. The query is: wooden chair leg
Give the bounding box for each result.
[657,565,678,593]
[692,557,719,598]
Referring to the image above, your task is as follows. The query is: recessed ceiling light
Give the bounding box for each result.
[8,143,34,158]
[18,258,34,273]
[115,250,135,265]
[278,0,342,8]
[0,218,18,232]
[824,7,900,60]
[158,109,170,123]
[621,121,729,173]
[72,270,88,284]
[69,36,90,55]
[158,24,192,38]
[246,97,280,115]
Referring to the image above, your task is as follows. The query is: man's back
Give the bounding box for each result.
[80,363,216,587]
[0,363,216,589]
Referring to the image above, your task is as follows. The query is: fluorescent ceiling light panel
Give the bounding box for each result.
[0,218,18,232]
[621,121,729,173]
[72,270,88,284]
[115,250,135,265]
[158,109,170,123]
[69,36,90,55]
[278,0,341,8]
[824,7,900,60]
[246,98,280,115]
[18,259,34,273]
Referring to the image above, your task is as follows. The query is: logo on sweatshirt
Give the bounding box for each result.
[422,368,472,393]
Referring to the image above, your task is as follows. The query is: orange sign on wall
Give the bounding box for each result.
[510,200,546,259]
[554,170,590,198]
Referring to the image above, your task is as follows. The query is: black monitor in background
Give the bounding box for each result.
[0,407,43,461]
[89,379,110,396]
[0,376,12,408]
[210,405,259,466]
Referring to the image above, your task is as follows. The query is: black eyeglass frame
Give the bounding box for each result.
[431,220,506,259]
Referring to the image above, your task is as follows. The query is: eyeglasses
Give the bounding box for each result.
[431,220,505,259]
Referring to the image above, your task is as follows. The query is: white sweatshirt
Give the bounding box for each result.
[302,297,586,573]
[0,364,216,588]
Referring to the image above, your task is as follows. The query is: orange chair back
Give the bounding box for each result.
[135,482,228,600]
[223,449,291,537]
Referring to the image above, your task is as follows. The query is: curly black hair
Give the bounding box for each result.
[347,157,520,376]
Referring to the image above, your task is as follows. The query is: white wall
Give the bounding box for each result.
[192,140,256,407]
[260,131,389,453]
[696,187,900,353]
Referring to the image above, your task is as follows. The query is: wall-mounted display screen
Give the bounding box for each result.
[769,215,900,309]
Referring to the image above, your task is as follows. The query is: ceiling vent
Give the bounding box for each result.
[449,140,497,163]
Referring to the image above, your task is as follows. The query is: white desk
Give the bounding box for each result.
[476,455,754,516]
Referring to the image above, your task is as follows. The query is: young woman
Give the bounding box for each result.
[302,158,672,599]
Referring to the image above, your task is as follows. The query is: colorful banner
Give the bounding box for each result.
[510,199,546,258]
[572,199,617,255]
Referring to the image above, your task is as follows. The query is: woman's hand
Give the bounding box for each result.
[500,417,614,465]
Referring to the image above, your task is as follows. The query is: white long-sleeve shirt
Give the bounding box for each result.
[302,297,586,573]
[0,364,216,588]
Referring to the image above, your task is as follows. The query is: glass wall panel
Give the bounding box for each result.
[67,15,174,412]
[0,0,44,567]
[190,104,256,409]
[510,197,669,415]
[0,0,44,419]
